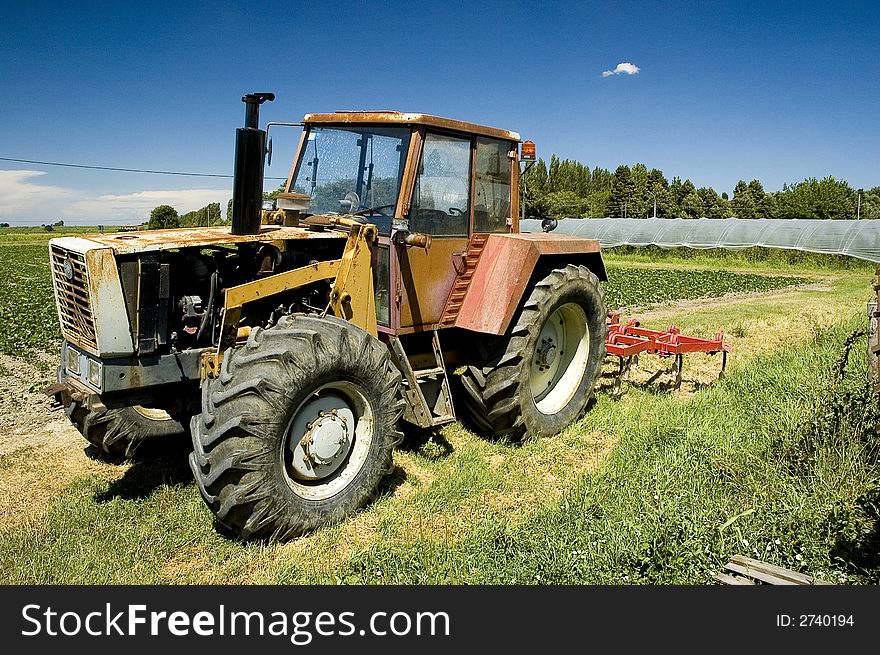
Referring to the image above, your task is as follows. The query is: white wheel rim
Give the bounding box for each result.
[529,302,590,415]
[131,405,172,421]
[282,382,374,500]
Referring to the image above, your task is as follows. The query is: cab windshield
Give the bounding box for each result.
[291,126,411,231]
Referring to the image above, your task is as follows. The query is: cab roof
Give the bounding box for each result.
[302,111,521,142]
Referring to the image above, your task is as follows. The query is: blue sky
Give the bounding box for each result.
[0,0,877,224]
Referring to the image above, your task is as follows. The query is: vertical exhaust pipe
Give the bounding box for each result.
[231,92,275,235]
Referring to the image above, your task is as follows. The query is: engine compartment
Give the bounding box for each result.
[116,238,348,357]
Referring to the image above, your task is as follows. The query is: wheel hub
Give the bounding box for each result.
[536,337,557,370]
[286,392,357,482]
[301,410,349,465]
[529,302,591,415]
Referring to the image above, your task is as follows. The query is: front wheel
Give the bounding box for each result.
[190,314,404,541]
[65,398,187,459]
[458,264,607,441]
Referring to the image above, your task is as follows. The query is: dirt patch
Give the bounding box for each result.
[0,351,113,530]
[0,352,80,457]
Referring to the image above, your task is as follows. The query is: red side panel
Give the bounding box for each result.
[454,232,602,335]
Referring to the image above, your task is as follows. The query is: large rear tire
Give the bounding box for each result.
[189,314,404,542]
[458,264,607,441]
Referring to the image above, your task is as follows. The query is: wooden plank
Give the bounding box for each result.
[729,555,832,585]
[715,572,755,586]
[724,562,798,586]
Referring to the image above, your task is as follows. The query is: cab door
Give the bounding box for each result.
[393,131,473,331]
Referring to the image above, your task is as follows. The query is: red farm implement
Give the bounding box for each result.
[605,311,731,393]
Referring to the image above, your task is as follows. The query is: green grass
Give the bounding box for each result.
[0,244,59,358]
[0,232,875,585]
[0,225,119,246]
[0,266,875,585]
[319,316,879,585]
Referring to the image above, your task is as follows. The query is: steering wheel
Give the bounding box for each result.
[448,207,465,216]
[354,203,396,217]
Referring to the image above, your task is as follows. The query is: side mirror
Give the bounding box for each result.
[541,216,558,232]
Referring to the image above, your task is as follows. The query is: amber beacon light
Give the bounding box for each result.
[520,139,536,162]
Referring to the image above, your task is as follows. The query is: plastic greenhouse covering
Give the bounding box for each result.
[520,218,880,263]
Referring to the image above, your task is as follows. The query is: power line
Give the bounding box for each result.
[0,156,287,180]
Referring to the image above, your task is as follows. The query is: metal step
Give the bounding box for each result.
[414,367,445,379]
[389,332,456,429]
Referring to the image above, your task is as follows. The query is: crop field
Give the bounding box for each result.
[0,228,877,585]
[602,266,809,310]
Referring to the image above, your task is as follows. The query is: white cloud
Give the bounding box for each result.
[0,169,229,224]
[602,62,641,77]
[0,170,76,214]
[66,189,230,222]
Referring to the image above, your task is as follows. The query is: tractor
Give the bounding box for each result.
[48,93,609,541]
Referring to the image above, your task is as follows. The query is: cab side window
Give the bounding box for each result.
[409,133,470,236]
[473,138,511,233]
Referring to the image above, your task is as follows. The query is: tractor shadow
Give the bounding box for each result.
[376,464,409,498]
[598,362,718,397]
[93,440,194,502]
[397,425,455,460]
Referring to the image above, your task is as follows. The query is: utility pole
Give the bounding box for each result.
[857,191,862,219]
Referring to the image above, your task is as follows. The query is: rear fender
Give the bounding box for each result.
[452,233,605,335]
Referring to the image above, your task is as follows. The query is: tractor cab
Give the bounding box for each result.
[278,112,525,332]
[284,112,523,235]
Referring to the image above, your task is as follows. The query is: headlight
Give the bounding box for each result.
[87,359,103,388]
[66,347,80,375]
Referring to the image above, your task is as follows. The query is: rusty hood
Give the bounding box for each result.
[63,224,346,255]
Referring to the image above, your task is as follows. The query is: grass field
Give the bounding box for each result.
[0,229,877,585]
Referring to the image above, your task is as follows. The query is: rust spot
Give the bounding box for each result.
[304,111,520,142]
[455,233,602,335]
[81,224,346,255]
[437,234,489,328]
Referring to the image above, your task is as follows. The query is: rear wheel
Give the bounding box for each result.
[458,264,607,441]
[190,314,403,541]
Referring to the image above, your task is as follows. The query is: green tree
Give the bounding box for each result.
[858,187,880,219]
[545,190,590,218]
[730,180,757,218]
[263,181,285,201]
[585,189,612,217]
[148,204,179,229]
[775,177,857,219]
[609,165,635,217]
[680,192,705,218]
[697,187,727,218]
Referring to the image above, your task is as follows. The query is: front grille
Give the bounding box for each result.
[51,246,98,352]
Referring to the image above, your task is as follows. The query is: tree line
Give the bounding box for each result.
[147,160,879,229]
[523,156,880,220]
[147,202,223,229]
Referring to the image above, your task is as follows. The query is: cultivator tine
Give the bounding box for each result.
[673,353,684,390]
[719,349,728,379]
[612,355,635,395]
